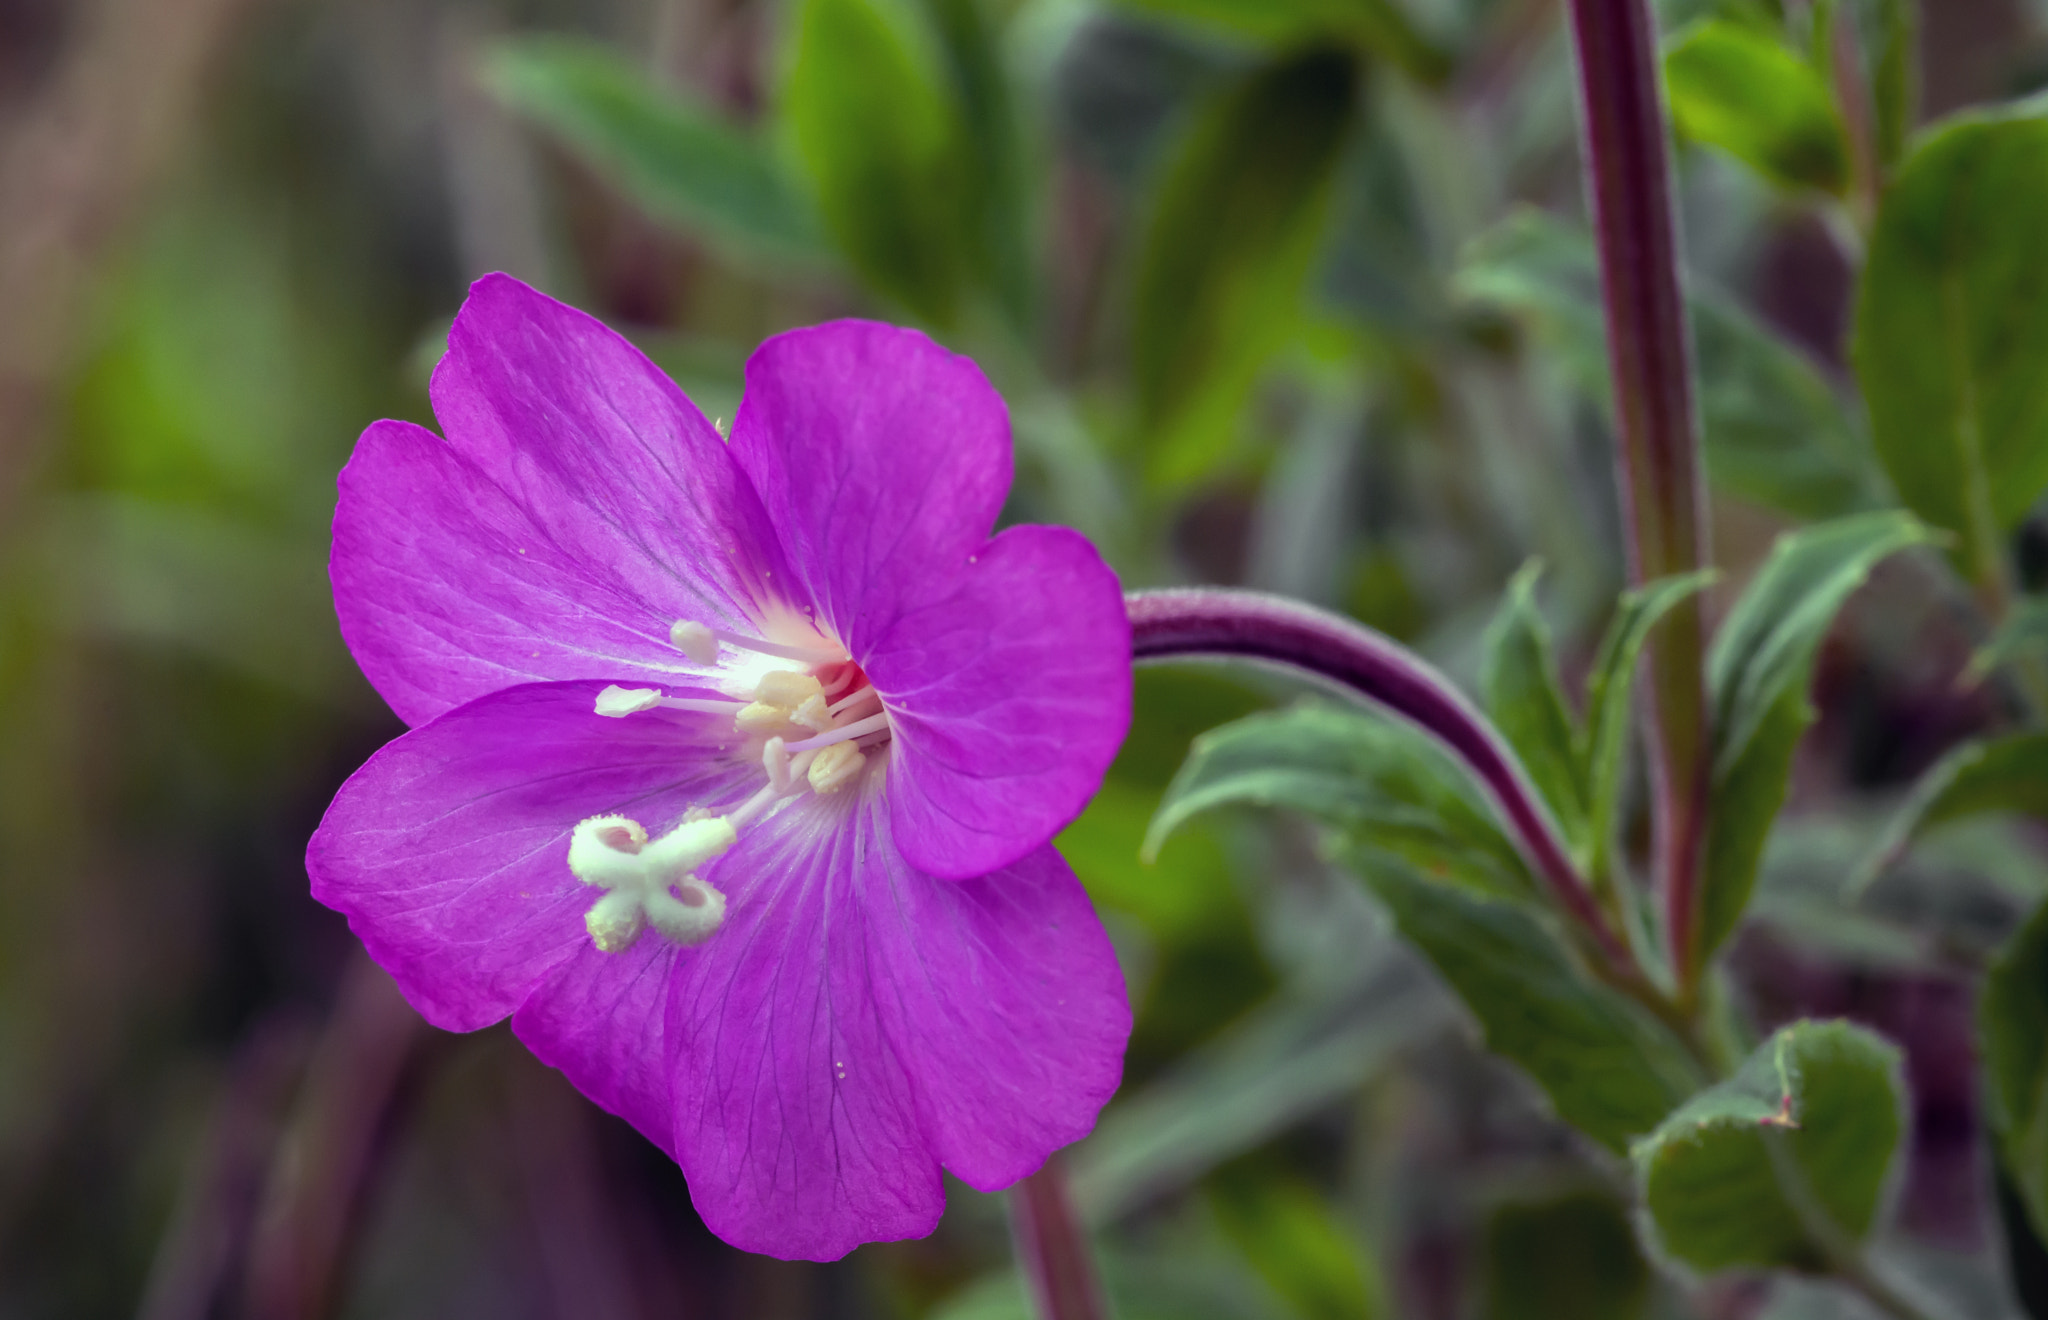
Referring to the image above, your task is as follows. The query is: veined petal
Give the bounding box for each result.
[727,320,1010,650]
[307,680,754,1032]
[663,778,1129,1260]
[334,275,788,727]
[871,524,1132,878]
[514,937,682,1159]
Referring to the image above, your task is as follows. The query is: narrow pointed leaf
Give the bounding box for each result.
[1132,47,1358,489]
[1707,510,1933,774]
[921,0,1035,331]
[1697,512,1932,961]
[1481,562,1586,851]
[1146,702,1532,898]
[783,0,967,324]
[1356,857,1702,1152]
[1853,733,2048,892]
[484,37,827,267]
[1634,1020,1904,1273]
[1581,571,1716,879]
[1983,899,2048,1243]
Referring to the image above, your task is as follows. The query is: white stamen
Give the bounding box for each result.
[596,686,747,720]
[594,686,663,717]
[669,618,842,666]
[827,685,882,718]
[783,712,891,755]
[659,696,749,716]
[807,742,865,794]
[670,620,721,665]
[762,737,792,790]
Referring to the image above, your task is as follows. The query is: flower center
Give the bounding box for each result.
[566,619,892,953]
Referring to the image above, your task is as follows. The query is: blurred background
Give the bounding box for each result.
[5,0,2048,1315]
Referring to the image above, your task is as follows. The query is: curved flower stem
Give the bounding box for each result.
[1127,588,1634,976]
[1564,0,1714,1002]
[1009,1156,1109,1320]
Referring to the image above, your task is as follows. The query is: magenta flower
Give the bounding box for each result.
[307,275,1133,1260]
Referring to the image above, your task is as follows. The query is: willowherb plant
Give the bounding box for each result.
[297,0,2048,1314]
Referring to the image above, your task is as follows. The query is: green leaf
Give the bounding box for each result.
[1854,107,2048,587]
[1698,687,1808,961]
[1132,47,1358,489]
[1968,595,2048,686]
[1663,20,1850,194]
[1146,702,1533,898]
[1707,511,1932,775]
[1481,562,1586,852]
[1982,899,2048,1242]
[1868,0,1918,172]
[1697,512,1932,961]
[1109,0,1450,83]
[1483,1191,1650,1320]
[1581,571,1717,880]
[1210,1172,1387,1320]
[920,0,1035,331]
[1852,733,2048,892]
[783,0,966,323]
[483,37,826,267]
[1070,960,1454,1222]
[1455,212,1880,521]
[1634,1020,1904,1273]
[1356,857,1702,1152]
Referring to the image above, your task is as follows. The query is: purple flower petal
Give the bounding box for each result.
[333,275,788,726]
[513,937,683,1159]
[657,782,1129,1260]
[727,320,1010,650]
[307,680,754,1031]
[871,524,1132,878]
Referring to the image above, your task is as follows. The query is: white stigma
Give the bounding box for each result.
[568,814,736,951]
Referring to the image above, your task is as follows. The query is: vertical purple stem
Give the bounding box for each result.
[1011,1157,1110,1320]
[1564,0,1713,996]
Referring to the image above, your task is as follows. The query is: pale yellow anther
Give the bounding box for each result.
[807,742,866,795]
[594,685,662,717]
[792,693,834,733]
[735,701,793,734]
[670,620,719,665]
[755,670,824,707]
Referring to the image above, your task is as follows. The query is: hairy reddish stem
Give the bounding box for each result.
[1127,588,1634,974]
[1564,0,1713,997]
